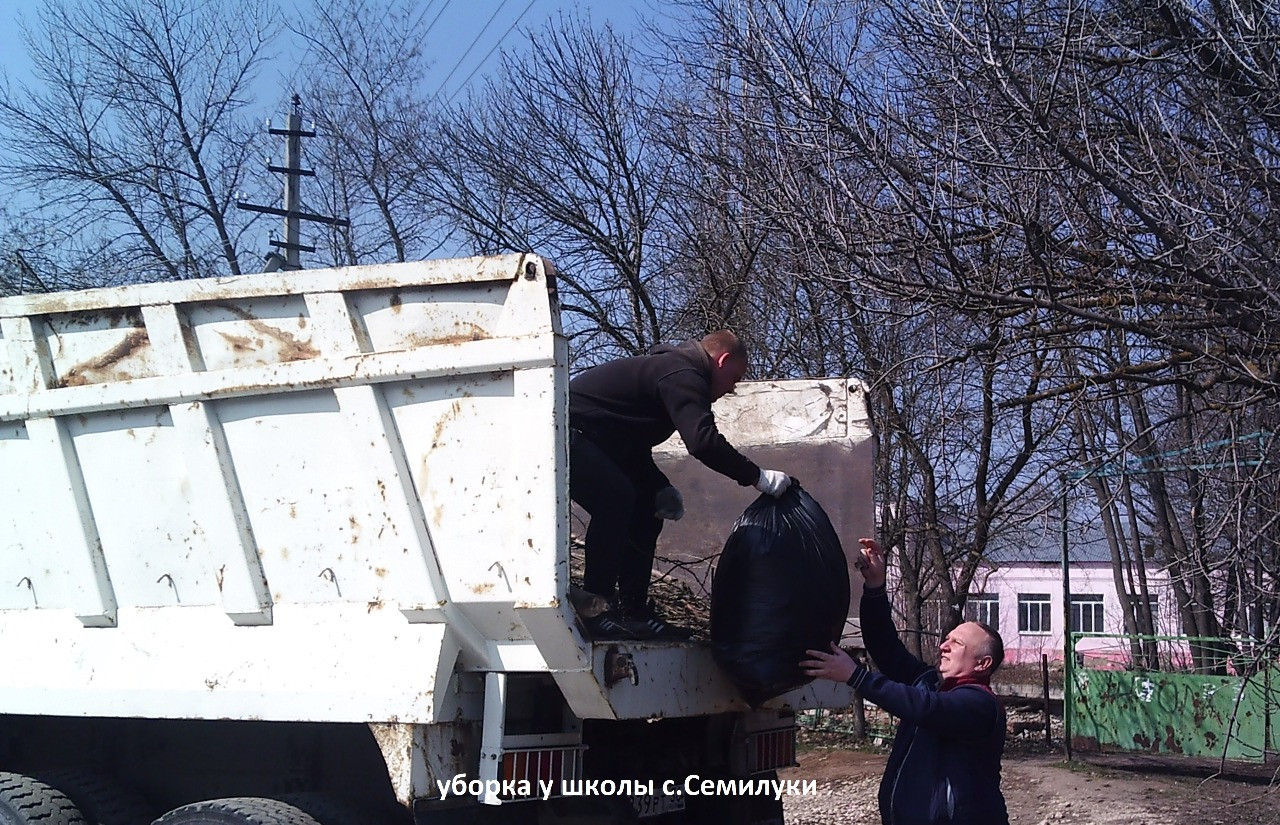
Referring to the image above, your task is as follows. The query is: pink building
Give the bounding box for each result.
[952,521,1182,667]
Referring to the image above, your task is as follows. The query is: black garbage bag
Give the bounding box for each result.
[710,482,850,706]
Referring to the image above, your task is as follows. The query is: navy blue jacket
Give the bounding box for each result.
[847,586,1008,825]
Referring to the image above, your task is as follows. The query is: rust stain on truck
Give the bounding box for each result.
[217,321,319,363]
[58,328,151,387]
[248,319,319,362]
[403,324,490,350]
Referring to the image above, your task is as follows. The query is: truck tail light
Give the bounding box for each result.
[499,746,585,798]
[745,726,797,773]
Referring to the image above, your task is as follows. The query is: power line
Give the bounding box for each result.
[445,0,537,106]
[421,0,454,40]
[1068,431,1275,479]
[425,0,516,107]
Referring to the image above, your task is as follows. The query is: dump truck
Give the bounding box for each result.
[0,254,873,825]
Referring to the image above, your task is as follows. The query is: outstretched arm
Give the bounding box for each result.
[801,643,1000,741]
[657,370,759,485]
[856,538,931,685]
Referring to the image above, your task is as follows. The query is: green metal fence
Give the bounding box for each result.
[1067,633,1278,762]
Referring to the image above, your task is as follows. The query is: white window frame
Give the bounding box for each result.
[1018,593,1052,635]
[1070,594,1105,634]
[965,594,999,629]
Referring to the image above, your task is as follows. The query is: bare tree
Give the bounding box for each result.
[411,13,685,361]
[657,0,1280,673]
[0,207,98,295]
[661,0,1076,653]
[668,0,1280,401]
[878,0,1280,402]
[292,0,450,265]
[0,0,277,284]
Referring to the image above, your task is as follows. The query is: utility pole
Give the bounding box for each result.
[237,95,348,271]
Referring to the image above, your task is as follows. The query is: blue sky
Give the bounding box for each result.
[1,0,648,104]
[0,0,653,265]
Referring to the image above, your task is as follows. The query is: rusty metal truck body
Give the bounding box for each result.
[0,254,871,825]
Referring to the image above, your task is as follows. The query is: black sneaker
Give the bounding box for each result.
[619,601,693,641]
[581,609,642,641]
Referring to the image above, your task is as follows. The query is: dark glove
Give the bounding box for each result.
[654,486,685,521]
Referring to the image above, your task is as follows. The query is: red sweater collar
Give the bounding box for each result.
[941,674,993,693]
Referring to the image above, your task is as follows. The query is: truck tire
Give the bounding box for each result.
[273,794,370,825]
[34,769,156,825]
[152,799,323,825]
[0,773,89,825]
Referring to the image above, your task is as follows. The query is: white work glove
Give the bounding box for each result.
[754,469,792,498]
[654,486,685,521]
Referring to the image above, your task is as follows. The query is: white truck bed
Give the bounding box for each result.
[0,254,866,731]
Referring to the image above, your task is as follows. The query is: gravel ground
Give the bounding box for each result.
[780,732,1280,825]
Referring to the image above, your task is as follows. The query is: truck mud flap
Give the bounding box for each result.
[680,771,784,825]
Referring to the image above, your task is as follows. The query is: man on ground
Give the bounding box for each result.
[800,537,1008,824]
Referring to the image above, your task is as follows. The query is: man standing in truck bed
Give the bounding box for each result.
[568,330,792,640]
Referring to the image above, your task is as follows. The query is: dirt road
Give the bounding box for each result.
[780,745,1280,824]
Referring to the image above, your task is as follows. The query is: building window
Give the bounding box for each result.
[965,594,999,629]
[1127,593,1159,634]
[1071,594,1105,634]
[1018,593,1052,635]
